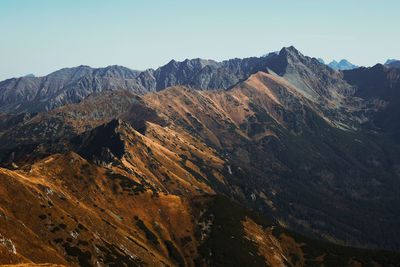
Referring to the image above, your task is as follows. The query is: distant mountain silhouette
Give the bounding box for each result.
[328,59,359,70]
[385,59,400,68]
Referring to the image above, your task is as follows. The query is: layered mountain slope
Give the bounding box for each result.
[343,64,400,140]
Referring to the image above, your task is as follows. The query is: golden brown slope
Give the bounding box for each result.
[144,70,363,140]
[2,153,399,267]
[0,264,66,267]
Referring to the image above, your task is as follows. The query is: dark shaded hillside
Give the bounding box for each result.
[344,65,400,140]
[0,113,34,131]
[195,195,400,267]
[344,64,400,100]
[0,90,165,150]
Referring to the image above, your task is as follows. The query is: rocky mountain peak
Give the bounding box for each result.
[277,46,309,66]
[263,46,307,76]
[48,65,93,80]
[93,65,139,79]
[279,45,303,58]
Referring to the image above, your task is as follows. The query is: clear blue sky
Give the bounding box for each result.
[0,0,399,80]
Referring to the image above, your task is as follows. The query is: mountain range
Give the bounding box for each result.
[1,46,400,266]
[327,59,359,70]
[0,54,290,114]
[317,58,359,70]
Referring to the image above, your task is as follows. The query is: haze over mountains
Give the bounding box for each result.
[1,46,400,266]
[327,59,359,70]
[317,58,359,70]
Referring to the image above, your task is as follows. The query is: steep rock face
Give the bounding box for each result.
[69,119,126,166]
[266,47,355,101]
[153,58,218,91]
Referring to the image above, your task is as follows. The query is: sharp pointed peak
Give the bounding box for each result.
[339,59,350,64]
[277,46,306,62]
[167,59,178,64]
[279,45,301,55]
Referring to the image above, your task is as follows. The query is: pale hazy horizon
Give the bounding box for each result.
[1,0,399,80]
